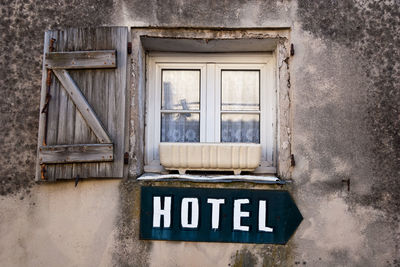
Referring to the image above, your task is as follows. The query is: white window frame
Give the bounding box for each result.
[145,53,276,174]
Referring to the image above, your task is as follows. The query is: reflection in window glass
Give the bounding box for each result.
[221,70,259,111]
[162,70,200,110]
[221,114,260,143]
[161,113,200,142]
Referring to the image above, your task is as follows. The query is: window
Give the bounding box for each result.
[145,53,276,174]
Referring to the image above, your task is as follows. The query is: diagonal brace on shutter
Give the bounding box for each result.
[52,69,112,143]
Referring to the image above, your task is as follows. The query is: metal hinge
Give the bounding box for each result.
[127,42,132,54]
[124,152,129,164]
[290,44,295,56]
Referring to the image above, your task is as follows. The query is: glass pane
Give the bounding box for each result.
[221,114,260,143]
[161,113,200,142]
[221,70,259,111]
[162,70,200,110]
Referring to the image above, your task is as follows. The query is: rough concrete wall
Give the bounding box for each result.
[293,1,400,265]
[0,0,399,267]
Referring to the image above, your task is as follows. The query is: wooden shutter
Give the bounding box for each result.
[35,27,129,181]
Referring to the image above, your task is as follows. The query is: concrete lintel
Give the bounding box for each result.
[141,36,279,52]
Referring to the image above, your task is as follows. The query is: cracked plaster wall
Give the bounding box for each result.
[0,0,399,266]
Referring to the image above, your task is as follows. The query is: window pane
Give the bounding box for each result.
[221,70,259,111]
[221,114,260,143]
[161,113,200,142]
[162,70,200,110]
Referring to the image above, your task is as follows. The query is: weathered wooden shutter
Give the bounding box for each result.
[35,27,129,181]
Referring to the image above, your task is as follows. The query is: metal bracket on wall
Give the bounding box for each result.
[290,43,295,56]
[342,178,350,191]
[127,42,132,54]
[124,152,129,164]
[75,175,80,187]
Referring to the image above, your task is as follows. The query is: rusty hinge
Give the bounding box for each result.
[124,152,129,164]
[127,42,132,54]
[41,38,56,114]
[290,43,295,56]
[41,38,56,146]
[40,164,47,180]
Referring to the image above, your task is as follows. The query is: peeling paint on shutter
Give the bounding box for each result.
[35,27,129,181]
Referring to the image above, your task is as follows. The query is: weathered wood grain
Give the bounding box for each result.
[35,27,128,180]
[45,50,117,69]
[109,27,128,178]
[39,144,113,164]
[52,69,112,144]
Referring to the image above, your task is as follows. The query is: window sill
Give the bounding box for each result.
[137,173,285,184]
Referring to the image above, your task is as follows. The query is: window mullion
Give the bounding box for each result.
[205,63,216,142]
[200,65,207,142]
[154,64,162,160]
[215,65,222,142]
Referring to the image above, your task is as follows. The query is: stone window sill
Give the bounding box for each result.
[137,173,285,184]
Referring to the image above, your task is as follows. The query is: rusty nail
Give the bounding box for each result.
[124,152,129,164]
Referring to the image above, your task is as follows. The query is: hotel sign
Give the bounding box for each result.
[140,186,302,244]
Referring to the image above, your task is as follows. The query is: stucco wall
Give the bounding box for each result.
[0,0,399,266]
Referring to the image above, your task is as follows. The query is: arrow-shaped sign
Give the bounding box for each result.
[140,186,303,244]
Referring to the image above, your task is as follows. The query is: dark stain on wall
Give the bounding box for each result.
[230,244,294,267]
[231,248,258,267]
[297,0,400,263]
[0,0,114,196]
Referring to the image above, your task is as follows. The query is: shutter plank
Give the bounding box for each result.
[39,144,113,164]
[55,29,74,179]
[38,31,59,181]
[108,27,128,178]
[94,28,112,178]
[52,69,112,143]
[71,29,87,178]
[45,50,117,69]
